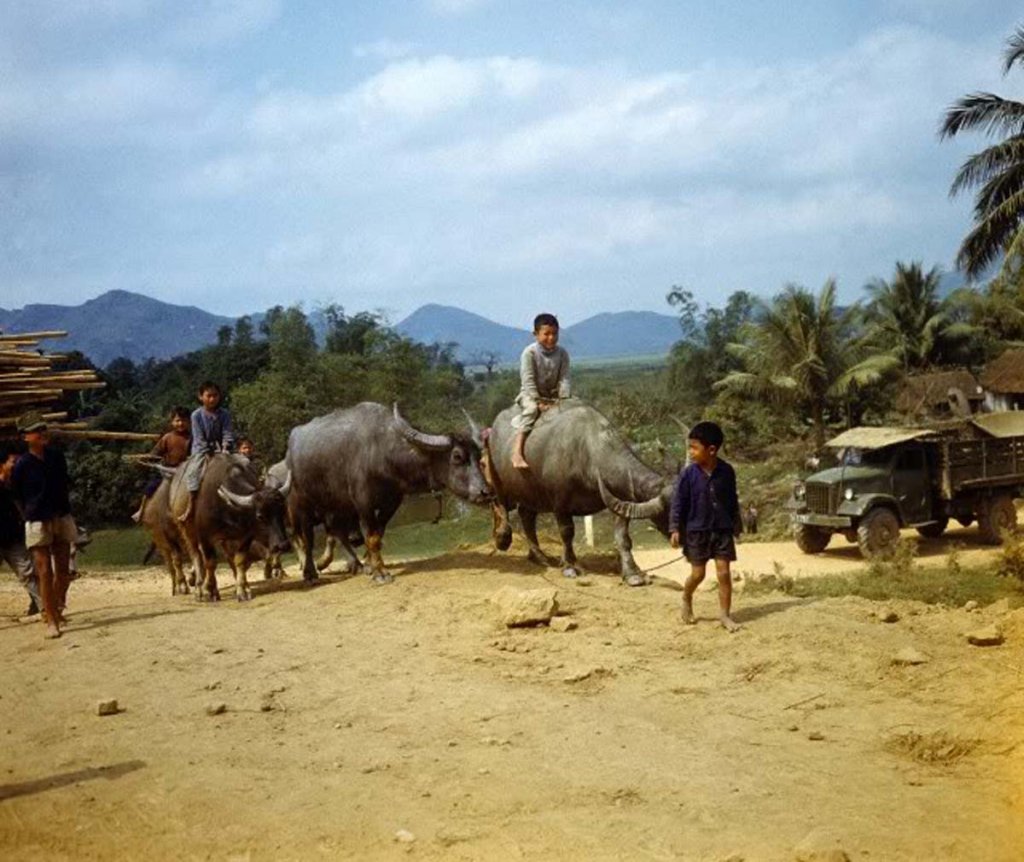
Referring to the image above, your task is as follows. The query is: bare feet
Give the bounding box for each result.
[512,453,530,470]
[681,598,697,625]
[719,613,741,633]
[44,623,61,639]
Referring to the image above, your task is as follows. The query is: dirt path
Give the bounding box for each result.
[1,537,1022,861]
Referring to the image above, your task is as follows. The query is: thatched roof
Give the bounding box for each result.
[895,369,983,413]
[980,348,1024,394]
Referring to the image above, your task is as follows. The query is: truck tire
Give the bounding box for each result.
[916,518,948,539]
[977,494,1018,544]
[794,524,831,554]
[857,508,900,560]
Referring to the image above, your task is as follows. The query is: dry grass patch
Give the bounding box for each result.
[885,730,980,765]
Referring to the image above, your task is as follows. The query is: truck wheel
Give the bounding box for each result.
[857,508,900,560]
[978,495,1018,544]
[794,524,831,554]
[916,518,948,539]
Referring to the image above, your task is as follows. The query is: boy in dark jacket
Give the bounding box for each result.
[669,421,742,632]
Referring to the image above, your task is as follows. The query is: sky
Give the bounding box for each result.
[2,0,1022,327]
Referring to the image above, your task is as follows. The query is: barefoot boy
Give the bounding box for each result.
[179,381,234,522]
[132,406,191,523]
[511,313,571,469]
[669,421,742,632]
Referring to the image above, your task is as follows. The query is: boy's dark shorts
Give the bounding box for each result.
[683,529,737,564]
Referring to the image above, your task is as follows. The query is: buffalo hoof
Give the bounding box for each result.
[562,565,580,579]
[187,572,197,587]
[345,561,365,575]
[236,590,252,602]
[302,571,320,584]
[494,529,513,552]
[622,571,648,588]
[371,571,394,585]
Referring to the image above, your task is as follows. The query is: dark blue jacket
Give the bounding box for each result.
[669,459,740,534]
[12,448,71,522]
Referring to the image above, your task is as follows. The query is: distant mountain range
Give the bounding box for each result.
[0,291,683,367]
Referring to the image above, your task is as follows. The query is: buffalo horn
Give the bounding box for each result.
[597,474,666,520]
[461,408,483,448]
[273,469,292,497]
[218,486,256,510]
[393,403,451,451]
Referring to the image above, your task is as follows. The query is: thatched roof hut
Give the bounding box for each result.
[980,348,1024,395]
[895,369,983,417]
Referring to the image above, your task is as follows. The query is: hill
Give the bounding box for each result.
[394,304,532,363]
[0,290,234,366]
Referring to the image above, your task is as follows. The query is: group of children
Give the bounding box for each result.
[4,316,746,637]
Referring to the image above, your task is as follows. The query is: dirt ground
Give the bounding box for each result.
[1,530,1023,861]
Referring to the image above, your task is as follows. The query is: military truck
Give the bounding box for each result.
[787,413,1024,559]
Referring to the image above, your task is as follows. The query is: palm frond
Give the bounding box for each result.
[940,93,1024,139]
[950,135,1024,197]
[1004,25,1024,74]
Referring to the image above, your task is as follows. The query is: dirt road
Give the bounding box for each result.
[1,536,1022,861]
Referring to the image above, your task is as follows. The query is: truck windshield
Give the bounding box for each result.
[837,447,890,467]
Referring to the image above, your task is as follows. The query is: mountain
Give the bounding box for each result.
[395,304,681,363]
[394,304,532,363]
[0,290,683,368]
[0,290,234,366]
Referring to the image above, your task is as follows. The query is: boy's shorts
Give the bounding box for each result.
[683,529,737,564]
[25,515,78,549]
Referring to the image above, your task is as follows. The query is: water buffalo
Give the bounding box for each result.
[139,476,191,595]
[168,453,291,601]
[487,398,672,586]
[285,402,491,584]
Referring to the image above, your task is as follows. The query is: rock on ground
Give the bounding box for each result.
[966,626,1004,647]
[492,587,558,627]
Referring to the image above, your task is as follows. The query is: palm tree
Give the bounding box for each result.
[942,25,1024,277]
[864,261,975,370]
[715,279,898,449]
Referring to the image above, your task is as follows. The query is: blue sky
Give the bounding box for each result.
[2,1,1021,326]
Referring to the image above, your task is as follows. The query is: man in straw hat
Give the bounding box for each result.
[11,411,76,639]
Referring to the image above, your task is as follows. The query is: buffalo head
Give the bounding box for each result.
[218,472,293,553]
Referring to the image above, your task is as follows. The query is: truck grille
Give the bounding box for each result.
[805,482,835,514]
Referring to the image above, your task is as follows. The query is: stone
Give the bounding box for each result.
[205,702,227,716]
[963,600,979,612]
[96,699,119,716]
[967,626,1004,647]
[492,587,558,627]
[550,616,577,632]
[891,647,929,666]
[563,669,592,683]
[394,829,416,844]
[877,608,899,623]
[807,731,825,741]
[988,598,1012,615]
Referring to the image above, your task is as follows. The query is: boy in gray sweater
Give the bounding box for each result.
[511,313,571,469]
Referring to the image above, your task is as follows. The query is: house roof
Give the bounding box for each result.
[895,369,983,412]
[970,411,1024,438]
[826,427,938,449]
[979,348,1024,394]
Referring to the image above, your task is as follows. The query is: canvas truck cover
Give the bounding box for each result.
[825,427,937,450]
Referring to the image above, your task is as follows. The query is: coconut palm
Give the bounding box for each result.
[941,25,1024,277]
[864,261,976,370]
[715,279,898,449]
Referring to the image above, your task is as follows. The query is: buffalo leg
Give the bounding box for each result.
[232,548,253,601]
[554,512,580,578]
[519,508,556,566]
[360,499,401,584]
[612,514,647,587]
[315,535,336,572]
[299,514,319,583]
[492,501,513,551]
[198,543,222,601]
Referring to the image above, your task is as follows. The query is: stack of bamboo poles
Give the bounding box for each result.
[0,329,157,442]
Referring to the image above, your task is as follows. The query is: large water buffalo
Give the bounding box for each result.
[286,402,491,583]
[168,453,291,601]
[486,398,672,586]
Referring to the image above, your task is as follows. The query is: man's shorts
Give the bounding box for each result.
[683,529,737,564]
[25,515,78,549]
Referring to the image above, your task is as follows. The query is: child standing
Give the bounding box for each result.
[511,313,571,469]
[668,421,743,632]
[179,381,234,522]
[132,406,192,523]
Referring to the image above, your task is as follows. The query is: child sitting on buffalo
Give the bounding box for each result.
[179,381,234,522]
[132,406,191,523]
[669,420,743,632]
[511,313,571,470]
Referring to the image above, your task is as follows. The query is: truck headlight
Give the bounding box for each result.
[843,487,855,501]
[794,482,806,501]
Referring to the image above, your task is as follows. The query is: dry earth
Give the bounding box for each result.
[1,530,1023,861]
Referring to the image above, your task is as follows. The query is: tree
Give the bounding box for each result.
[942,24,1024,277]
[716,280,898,449]
[864,262,975,370]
